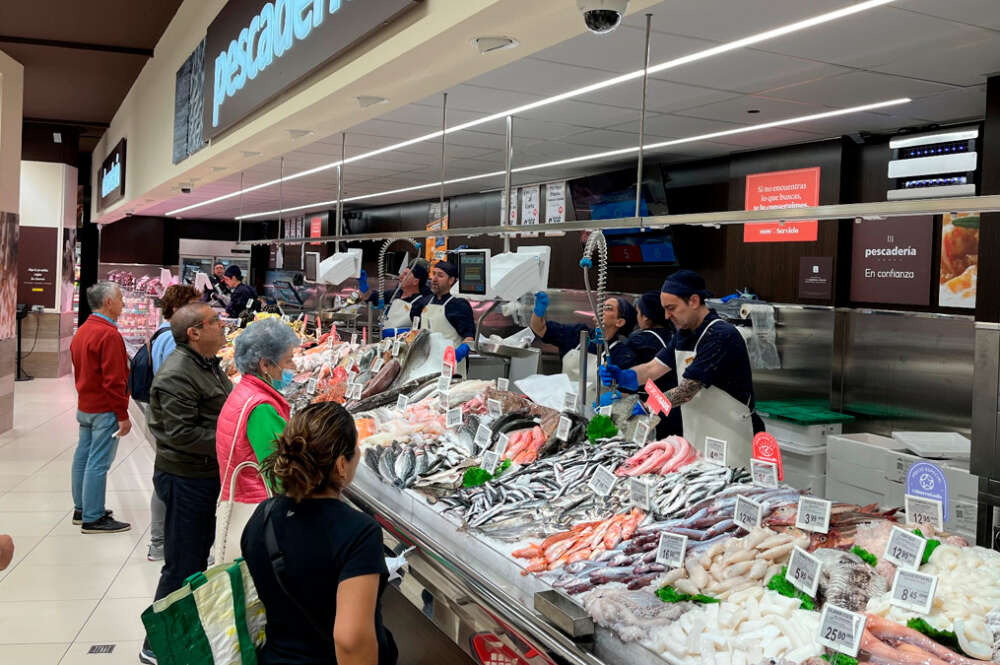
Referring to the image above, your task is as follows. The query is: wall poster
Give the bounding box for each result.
[744,167,820,243]
[17,227,58,309]
[545,182,566,223]
[938,212,978,309]
[850,216,934,306]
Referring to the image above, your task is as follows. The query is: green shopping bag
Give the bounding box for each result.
[141,558,266,665]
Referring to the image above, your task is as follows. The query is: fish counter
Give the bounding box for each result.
[281,327,1000,665]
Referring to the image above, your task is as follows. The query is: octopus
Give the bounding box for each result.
[812,548,888,612]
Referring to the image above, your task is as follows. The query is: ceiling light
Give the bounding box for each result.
[473,36,519,54]
[52,132,62,144]
[242,150,261,158]
[747,109,760,114]
[357,95,389,108]
[234,97,909,220]
[168,0,895,217]
[287,129,313,140]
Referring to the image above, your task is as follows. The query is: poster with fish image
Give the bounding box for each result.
[939,211,978,308]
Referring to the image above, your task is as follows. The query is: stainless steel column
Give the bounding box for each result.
[635,13,652,219]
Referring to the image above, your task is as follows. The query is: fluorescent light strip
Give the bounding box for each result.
[167,0,894,217]
[235,97,910,220]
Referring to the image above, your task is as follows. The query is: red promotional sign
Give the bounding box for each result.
[309,216,323,246]
[645,379,672,416]
[744,167,820,243]
[442,346,456,372]
[752,432,784,481]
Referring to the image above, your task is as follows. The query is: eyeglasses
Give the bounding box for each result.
[191,314,221,329]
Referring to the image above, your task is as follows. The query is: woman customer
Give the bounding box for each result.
[242,402,398,665]
[145,284,201,561]
[214,317,299,563]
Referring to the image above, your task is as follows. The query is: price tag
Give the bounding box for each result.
[655,532,688,568]
[396,394,409,411]
[883,525,927,571]
[890,568,938,614]
[598,405,612,417]
[644,379,672,416]
[497,377,510,391]
[437,375,451,393]
[733,495,762,530]
[795,496,832,534]
[446,407,463,429]
[351,332,358,345]
[475,424,492,450]
[787,546,822,597]
[905,494,944,531]
[494,432,509,455]
[817,604,866,658]
[441,362,454,380]
[630,477,653,511]
[556,416,572,441]
[563,391,578,412]
[307,377,318,394]
[372,356,385,373]
[752,432,784,481]
[750,459,779,488]
[705,437,727,466]
[588,465,617,497]
[482,450,500,475]
[487,398,502,418]
[349,383,363,400]
[392,338,402,357]
[632,421,650,445]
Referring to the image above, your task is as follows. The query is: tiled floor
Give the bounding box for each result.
[0,377,156,665]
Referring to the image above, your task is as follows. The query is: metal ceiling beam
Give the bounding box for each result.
[241,194,1000,246]
[0,35,153,57]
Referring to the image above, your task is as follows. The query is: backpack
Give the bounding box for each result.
[128,327,170,403]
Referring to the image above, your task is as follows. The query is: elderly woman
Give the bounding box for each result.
[213,317,299,562]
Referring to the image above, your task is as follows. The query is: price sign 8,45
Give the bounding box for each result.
[890,569,937,614]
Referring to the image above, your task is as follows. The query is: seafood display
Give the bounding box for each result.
[615,436,699,476]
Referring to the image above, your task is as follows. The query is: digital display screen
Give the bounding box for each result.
[458,251,488,295]
[304,252,319,282]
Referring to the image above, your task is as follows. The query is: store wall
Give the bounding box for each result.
[0,50,24,433]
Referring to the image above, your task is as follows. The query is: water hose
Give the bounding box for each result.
[580,231,614,397]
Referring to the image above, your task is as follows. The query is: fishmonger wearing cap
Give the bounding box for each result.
[364,260,432,337]
[600,270,762,445]
[409,260,476,364]
[222,265,257,319]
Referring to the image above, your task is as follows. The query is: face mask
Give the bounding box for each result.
[270,368,295,391]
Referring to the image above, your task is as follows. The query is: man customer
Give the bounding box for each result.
[213,317,298,563]
[142,303,231,665]
[69,281,131,534]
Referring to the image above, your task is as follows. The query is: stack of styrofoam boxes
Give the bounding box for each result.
[826,433,979,541]
[762,418,842,498]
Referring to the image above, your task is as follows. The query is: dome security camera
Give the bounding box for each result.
[577,0,629,34]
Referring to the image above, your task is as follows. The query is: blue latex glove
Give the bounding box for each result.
[375,299,385,311]
[533,292,549,317]
[592,327,604,344]
[455,343,471,363]
[631,402,646,416]
[358,269,369,294]
[599,363,639,391]
[595,390,621,408]
[382,327,409,339]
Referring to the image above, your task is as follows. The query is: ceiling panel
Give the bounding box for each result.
[897,0,1000,31]
[607,113,742,138]
[430,85,544,114]
[579,77,739,115]
[520,99,644,128]
[470,58,612,97]
[504,117,592,140]
[869,31,1000,87]
[674,95,824,126]
[377,103,488,129]
[663,51,849,95]
[766,71,957,108]
[706,126,822,148]
[906,86,987,124]
[561,128,645,149]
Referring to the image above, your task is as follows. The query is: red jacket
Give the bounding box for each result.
[70,315,130,420]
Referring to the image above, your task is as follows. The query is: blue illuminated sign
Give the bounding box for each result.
[101,154,121,198]
[98,138,127,210]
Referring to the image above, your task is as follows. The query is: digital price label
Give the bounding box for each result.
[494,432,509,455]
[705,437,727,466]
[497,377,510,392]
[655,532,688,569]
[733,495,763,530]
[392,338,402,357]
[630,477,653,511]
[350,332,358,345]
[890,569,938,614]
[487,398,503,418]
[795,496,832,534]
[598,405,612,417]
[787,546,822,597]
[883,525,927,571]
[441,362,454,380]
[633,421,650,445]
[556,416,572,441]
[474,424,492,450]
[446,407,463,429]
[334,295,343,309]
[482,450,500,475]
[307,377,318,394]
[372,356,385,373]
[563,391,578,412]
[588,465,617,497]
[396,394,409,411]
[905,494,944,531]
[750,459,779,488]
[817,604,866,658]
[437,375,451,393]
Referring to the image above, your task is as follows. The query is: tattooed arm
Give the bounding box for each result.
[664,378,703,406]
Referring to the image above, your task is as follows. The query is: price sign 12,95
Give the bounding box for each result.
[733,495,763,530]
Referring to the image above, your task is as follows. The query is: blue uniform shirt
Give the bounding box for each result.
[410,294,477,340]
[654,310,756,409]
[226,282,257,318]
[541,320,636,368]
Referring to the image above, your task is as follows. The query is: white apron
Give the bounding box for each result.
[418,295,468,374]
[383,296,414,329]
[675,318,754,469]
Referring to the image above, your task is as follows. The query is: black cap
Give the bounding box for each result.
[637,291,667,326]
[610,297,637,336]
[661,269,710,300]
[224,265,243,279]
[410,261,429,287]
[433,260,458,279]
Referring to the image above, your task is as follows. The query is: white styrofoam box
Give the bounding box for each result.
[825,433,905,508]
[778,438,827,497]
[784,471,825,498]
[892,431,971,461]
[763,417,843,449]
[944,462,978,538]
[826,476,887,507]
